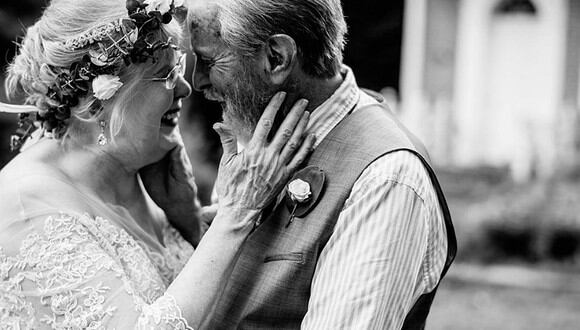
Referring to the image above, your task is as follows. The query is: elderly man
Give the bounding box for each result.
[186,0,456,328]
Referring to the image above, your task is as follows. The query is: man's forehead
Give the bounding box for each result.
[188,1,221,32]
[190,21,224,56]
[190,19,222,50]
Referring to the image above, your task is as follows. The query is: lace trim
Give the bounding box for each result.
[138,294,193,330]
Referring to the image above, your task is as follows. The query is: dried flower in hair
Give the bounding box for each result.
[92,75,123,100]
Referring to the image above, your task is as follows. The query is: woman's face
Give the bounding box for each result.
[109,50,192,169]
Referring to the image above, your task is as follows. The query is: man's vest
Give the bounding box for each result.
[208,102,457,329]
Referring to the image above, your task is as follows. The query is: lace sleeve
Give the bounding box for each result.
[0,212,193,329]
[137,294,192,329]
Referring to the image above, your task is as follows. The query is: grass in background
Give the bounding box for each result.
[437,165,580,265]
[429,166,580,329]
[430,279,580,330]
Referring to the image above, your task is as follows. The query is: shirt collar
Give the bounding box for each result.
[307,65,361,149]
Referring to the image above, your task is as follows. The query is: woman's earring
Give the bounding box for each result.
[97,120,108,146]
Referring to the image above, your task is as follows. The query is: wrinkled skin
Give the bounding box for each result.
[213,92,313,214]
[141,92,314,242]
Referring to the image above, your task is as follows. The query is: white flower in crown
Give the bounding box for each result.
[287,179,312,203]
[144,0,172,15]
[92,75,123,100]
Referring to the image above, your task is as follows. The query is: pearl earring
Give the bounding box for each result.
[97,120,108,146]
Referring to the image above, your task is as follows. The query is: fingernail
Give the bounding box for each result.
[277,91,287,99]
[299,99,309,107]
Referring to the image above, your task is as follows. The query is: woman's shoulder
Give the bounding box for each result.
[0,138,59,179]
[0,148,90,221]
[0,150,66,193]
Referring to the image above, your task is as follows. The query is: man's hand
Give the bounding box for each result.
[140,142,202,246]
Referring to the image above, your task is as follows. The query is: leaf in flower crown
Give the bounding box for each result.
[134,38,147,50]
[162,12,172,24]
[78,65,92,80]
[89,45,111,67]
[147,14,161,29]
[120,19,139,45]
[75,80,90,93]
[128,27,139,45]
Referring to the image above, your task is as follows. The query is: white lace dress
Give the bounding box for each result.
[0,173,195,329]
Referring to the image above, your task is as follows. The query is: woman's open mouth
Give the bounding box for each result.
[161,109,180,127]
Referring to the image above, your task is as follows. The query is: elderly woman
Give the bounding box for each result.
[0,0,314,328]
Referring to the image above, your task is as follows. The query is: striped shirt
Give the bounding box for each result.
[300,66,448,329]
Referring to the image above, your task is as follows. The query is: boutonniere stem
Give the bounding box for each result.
[286,204,298,227]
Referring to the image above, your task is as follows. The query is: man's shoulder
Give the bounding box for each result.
[356,150,437,205]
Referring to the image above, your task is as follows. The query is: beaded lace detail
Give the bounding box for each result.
[0,213,194,329]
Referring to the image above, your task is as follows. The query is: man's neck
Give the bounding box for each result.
[287,70,345,114]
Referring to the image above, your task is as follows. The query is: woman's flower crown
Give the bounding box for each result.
[10,0,184,152]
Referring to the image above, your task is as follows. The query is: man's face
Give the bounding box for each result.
[190,11,276,145]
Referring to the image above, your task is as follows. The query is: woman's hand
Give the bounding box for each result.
[140,138,202,245]
[164,92,313,328]
[212,91,315,231]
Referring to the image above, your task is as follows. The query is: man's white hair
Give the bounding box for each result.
[189,0,347,78]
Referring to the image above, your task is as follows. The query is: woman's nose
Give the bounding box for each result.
[174,75,192,99]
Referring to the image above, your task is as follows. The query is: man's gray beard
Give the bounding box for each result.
[222,62,275,143]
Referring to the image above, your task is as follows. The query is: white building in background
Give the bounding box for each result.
[400,0,580,181]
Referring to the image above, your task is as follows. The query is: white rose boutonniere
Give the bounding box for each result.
[144,0,172,15]
[284,166,325,228]
[92,75,123,100]
[288,179,312,203]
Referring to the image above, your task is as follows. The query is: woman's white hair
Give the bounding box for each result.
[6,0,183,144]
[189,0,347,78]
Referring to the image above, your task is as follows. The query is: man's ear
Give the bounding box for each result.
[261,34,297,85]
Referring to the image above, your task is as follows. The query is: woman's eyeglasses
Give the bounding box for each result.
[148,53,187,90]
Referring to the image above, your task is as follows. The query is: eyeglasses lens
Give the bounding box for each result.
[165,54,187,89]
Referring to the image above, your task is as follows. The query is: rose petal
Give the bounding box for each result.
[92,75,123,100]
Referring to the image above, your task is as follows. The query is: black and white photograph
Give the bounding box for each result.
[0,0,578,329]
